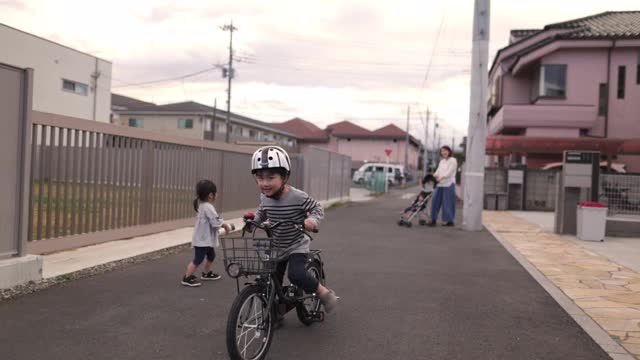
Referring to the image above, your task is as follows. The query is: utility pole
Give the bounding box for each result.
[221,21,237,144]
[424,108,430,173]
[433,116,439,163]
[463,0,490,231]
[212,98,217,141]
[405,106,410,171]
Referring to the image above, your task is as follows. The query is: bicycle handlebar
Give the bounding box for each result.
[244,219,319,234]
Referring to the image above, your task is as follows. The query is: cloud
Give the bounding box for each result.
[5,0,638,146]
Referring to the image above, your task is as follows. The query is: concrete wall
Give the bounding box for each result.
[114,114,297,150]
[115,114,206,140]
[0,24,112,122]
[608,48,640,139]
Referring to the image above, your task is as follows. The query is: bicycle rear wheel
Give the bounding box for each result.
[296,259,325,326]
[226,285,273,360]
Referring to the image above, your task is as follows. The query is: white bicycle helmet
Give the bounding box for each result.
[251,146,291,175]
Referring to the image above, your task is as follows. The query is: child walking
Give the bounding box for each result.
[181,179,232,287]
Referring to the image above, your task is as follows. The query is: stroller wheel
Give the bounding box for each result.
[406,222,412,228]
[397,220,405,226]
[419,220,427,226]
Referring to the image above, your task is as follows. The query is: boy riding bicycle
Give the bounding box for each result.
[249,145,338,313]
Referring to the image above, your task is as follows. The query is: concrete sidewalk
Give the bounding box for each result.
[510,211,640,274]
[485,211,640,359]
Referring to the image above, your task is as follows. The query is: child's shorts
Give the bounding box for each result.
[193,246,215,266]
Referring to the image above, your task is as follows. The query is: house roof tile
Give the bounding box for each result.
[272,118,329,141]
[325,121,372,137]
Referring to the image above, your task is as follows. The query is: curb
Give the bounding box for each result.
[484,222,636,360]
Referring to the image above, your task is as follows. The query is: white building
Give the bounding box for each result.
[0,23,112,122]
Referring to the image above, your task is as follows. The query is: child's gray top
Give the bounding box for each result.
[192,202,224,247]
[253,186,324,257]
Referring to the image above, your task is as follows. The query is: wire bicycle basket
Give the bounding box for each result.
[220,235,284,278]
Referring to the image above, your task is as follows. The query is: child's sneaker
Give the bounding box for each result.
[181,275,201,287]
[201,271,222,281]
[319,290,339,313]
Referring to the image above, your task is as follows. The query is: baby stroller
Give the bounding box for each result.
[397,174,437,227]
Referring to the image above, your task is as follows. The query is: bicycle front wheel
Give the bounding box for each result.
[226,285,274,360]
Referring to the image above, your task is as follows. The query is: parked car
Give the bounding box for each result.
[352,163,406,186]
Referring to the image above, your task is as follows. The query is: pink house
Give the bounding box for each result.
[488,11,640,171]
[273,118,422,172]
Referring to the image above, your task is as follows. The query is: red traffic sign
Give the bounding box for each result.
[384,149,392,156]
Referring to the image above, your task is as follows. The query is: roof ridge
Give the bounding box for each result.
[543,11,640,30]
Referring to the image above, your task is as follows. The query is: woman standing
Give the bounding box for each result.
[428,146,458,226]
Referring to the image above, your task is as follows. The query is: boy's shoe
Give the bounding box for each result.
[201,271,222,281]
[181,275,201,287]
[319,290,339,314]
[443,222,455,227]
[426,221,437,227]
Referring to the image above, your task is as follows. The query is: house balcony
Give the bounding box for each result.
[488,104,598,136]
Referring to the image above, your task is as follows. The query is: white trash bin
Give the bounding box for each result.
[576,202,608,242]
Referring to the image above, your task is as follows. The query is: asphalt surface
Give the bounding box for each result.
[0,188,610,360]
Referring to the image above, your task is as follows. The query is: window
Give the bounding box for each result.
[62,79,88,96]
[489,76,502,108]
[530,64,567,101]
[249,130,257,138]
[598,83,608,116]
[234,126,242,135]
[128,118,144,128]
[618,66,626,99]
[178,118,193,129]
[216,122,226,133]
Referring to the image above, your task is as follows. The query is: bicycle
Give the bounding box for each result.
[221,217,326,360]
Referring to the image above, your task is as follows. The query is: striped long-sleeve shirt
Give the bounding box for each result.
[253,186,324,256]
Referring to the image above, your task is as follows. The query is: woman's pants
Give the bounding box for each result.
[431,184,456,223]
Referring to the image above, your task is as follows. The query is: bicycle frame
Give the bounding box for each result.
[233,220,324,320]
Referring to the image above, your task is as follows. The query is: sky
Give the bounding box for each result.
[1,0,638,148]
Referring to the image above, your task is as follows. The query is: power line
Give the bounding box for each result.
[418,6,448,99]
[112,67,217,89]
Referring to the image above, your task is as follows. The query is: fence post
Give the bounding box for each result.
[140,140,155,224]
[16,68,34,256]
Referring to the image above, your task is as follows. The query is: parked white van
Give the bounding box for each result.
[352,163,406,186]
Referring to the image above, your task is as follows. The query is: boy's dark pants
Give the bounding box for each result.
[275,253,318,294]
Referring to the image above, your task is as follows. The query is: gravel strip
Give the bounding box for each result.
[1,243,190,302]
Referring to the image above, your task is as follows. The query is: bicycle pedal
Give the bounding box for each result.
[310,311,325,322]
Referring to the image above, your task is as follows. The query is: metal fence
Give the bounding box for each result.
[599,173,640,217]
[27,115,350,254]
[484,167,508,194]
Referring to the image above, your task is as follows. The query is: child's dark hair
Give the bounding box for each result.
[193,179,217,212]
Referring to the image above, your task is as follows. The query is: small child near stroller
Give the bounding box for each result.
[398,174,437,227]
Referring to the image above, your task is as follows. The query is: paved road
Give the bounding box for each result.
[1,189,610,360]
